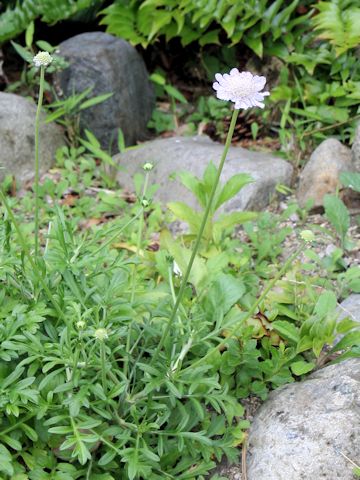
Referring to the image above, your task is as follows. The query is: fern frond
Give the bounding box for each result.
[312,0,360,55]
[40,0,98,23]
[0,0,100,44]
[0,0,38,44]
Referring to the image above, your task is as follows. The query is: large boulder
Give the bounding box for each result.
[247,359,360,480]
[0,92,64,183]
[352,122,360,173]
[56,32,155,151]
[337,294,360,325]
[297,138,352,208]
[114,135,293,212]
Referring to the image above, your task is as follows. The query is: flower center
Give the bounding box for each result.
[229,76,255,98]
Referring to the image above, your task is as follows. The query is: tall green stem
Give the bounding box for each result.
[100,342,107,394]
[130,171,150,303]
[34,66,45,258]
[152,109,239,363]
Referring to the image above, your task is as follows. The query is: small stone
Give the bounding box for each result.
[297,138,352,208]
[0,92,65,183]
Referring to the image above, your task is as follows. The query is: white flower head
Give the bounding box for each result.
[33,51,53,68]
[213,69,270,110]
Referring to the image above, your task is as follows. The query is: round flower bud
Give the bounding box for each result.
[300,230,315,243]
[76,320,86,330]
[143,162,154,171]
[33,51,53,68]
[141,198,151,208]
[94,328,108,341]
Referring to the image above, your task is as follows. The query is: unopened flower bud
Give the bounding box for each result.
[76,320,86,330]
[94,328,108,341]
[141,198,151,208]
[143,162,154,171]
[300,230,315,243]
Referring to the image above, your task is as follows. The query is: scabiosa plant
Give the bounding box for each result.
[33,51,53,257]
[152,69,270,363]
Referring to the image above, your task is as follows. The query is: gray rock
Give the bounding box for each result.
[352,123,360,173]
[56,32,154,151]
[0,92,64,183]
[115,135,293,211]
[297,138,352,208]
[247,359,360,480]
[337,294,360,324]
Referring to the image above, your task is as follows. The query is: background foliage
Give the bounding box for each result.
[1,0,359,152]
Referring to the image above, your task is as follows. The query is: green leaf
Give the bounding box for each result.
[272,320,300,344]
[0,434,22,451]
[36,40,55,52]
[206,273,246,313]
[150,72,166,85]
[178,171,206,208]
[79,92,113,110]
[48,426,73,435]
[323,194,350,245]
[340,171,360,193]
[161,230,207,289]
[314,290,337,317]
[215,173,253,210]
[244,33,263,57]
[330,330,360,353]
[164,84,188,104]
[25,21,34,48]
[353,466,360,476]
[213,212,257,237]
[199,29,220,46]
[167,201,202,234]
[290,360,315,376]
[0,444,13,476]
[10,41,33,63]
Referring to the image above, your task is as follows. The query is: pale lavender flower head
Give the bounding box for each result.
[213,69,270,110]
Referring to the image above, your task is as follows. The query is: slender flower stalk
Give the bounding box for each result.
[34,66,45,257]
[152,108,239,364]
[33,51,53,258]
[130,165,152,303]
